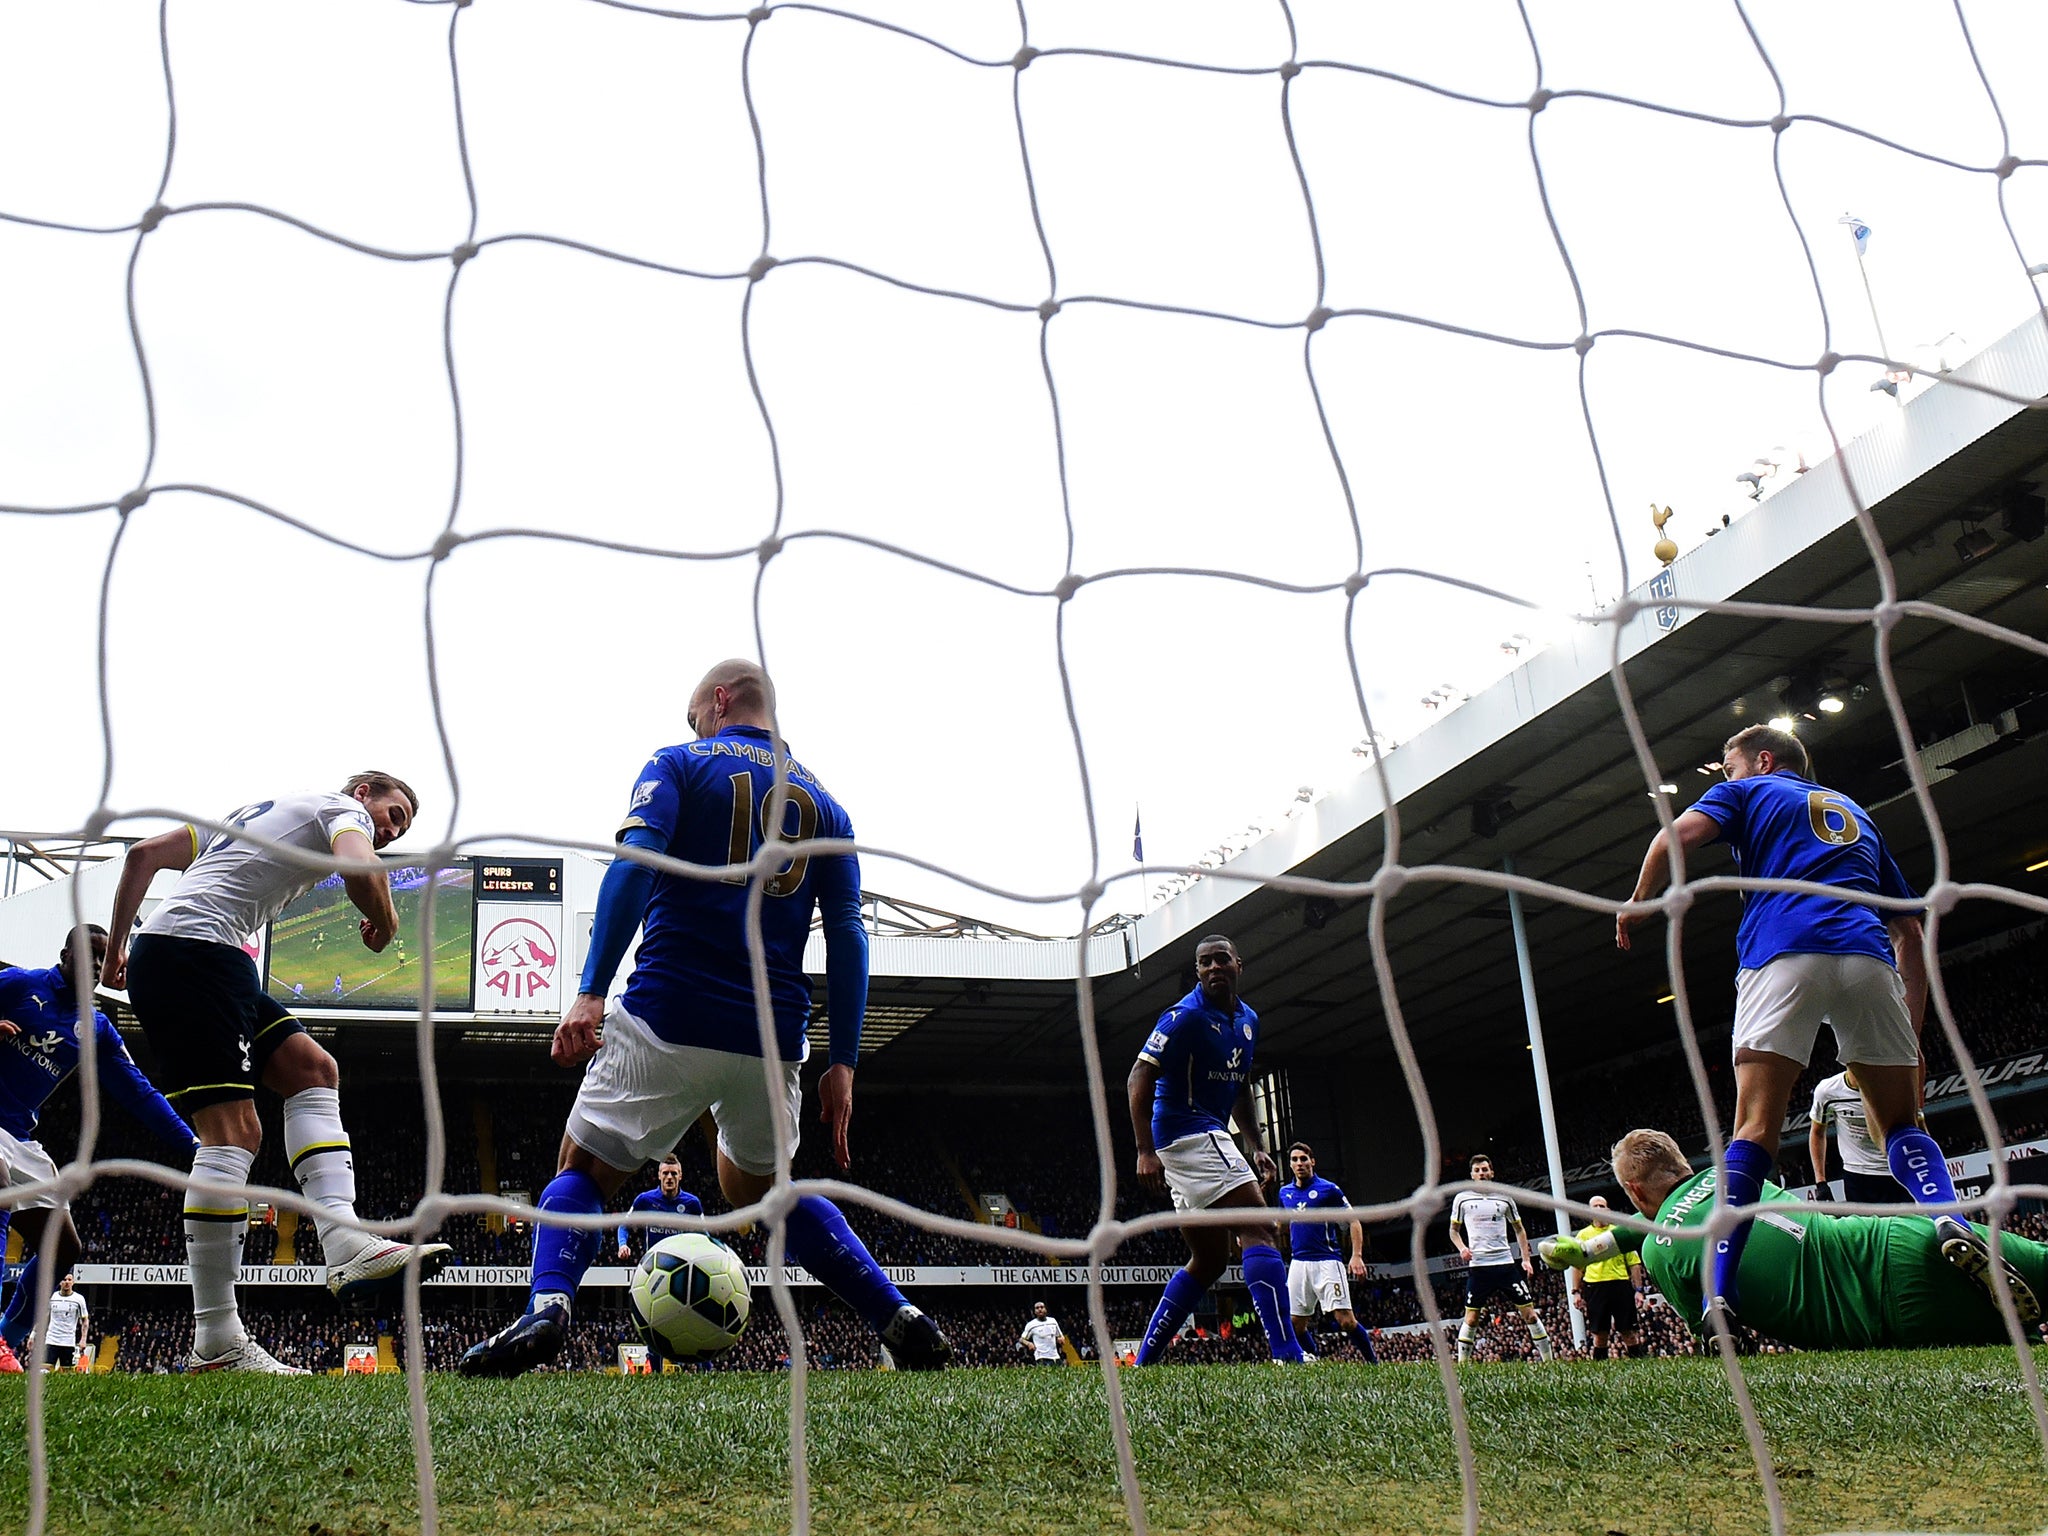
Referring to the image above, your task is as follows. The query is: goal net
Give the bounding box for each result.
[4,3,2048,1534]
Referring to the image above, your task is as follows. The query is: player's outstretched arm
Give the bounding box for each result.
[1127,1060,1163,1192]
[1231,1085,1276,1188]
[332,828,397,953]
[557,829,664,1067]
[1888,911,1929,1035]
[1538,1230,1620,1271]
[104,828,198,988]
[1349,1218,1368,1278]
[96,1013,199,1151]
[1616,809,1719,952]
[813,851,867,1172]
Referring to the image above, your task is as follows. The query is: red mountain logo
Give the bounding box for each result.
[481,917,558,1003]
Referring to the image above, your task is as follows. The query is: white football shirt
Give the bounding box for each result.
[45,1292,88,1348]
[1810,1072,1888,1175]
[1450,1190,1522,1266]
[146,793,376,951]
[1020,1316,1063,1360]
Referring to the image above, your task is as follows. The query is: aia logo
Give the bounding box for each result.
[481,918,558,1002]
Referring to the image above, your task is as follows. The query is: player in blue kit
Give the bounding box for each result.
[1617,724,2031,1322]
[1276,1143,1376,1361]
[1126,936,1305,1365]
[462,659,951,1375]
[614,1153,703,1261]
[0,926,196,1368]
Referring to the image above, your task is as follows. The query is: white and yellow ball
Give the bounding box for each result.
[628,1233,752,1360]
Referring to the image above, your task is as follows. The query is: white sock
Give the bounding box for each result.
[185,1144,255,1357]
[1456,1319,1474,1363]
[1528,1319,1553,1361]
[283,1086,371,1266]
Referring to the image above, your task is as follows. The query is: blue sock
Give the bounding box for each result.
[1349,1323,1378,1363]
[1,1256,38,1350]
[784,1195,906,1335]
[1710,1139,1773,1313]
[1240,1244,1305,1362]
[528,1169,605,1314]
[1886,1126,1958,1208]
[1136,1267,1205,1365]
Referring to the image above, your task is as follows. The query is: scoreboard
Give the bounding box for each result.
[476,860,562,901]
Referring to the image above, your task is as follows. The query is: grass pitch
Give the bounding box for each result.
[4,1351,2044,1535]
[267,879,473,1011]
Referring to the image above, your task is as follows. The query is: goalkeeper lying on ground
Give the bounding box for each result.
[1539,1129,2046,1350]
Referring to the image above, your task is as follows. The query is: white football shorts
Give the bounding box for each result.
[1288,1257,1352,1317]
[566,1000,801,1177]
[1158,1129,1258,1213]
[0,1129,65,1212]
[1733,952,1918,1068]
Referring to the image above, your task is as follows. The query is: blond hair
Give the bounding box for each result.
[1610,1128,1692,1190]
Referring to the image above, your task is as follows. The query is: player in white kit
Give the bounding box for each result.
[1018,1301,1067,1365]
[107,775,452,1373]
[1807,1069,1906,1205]
[41,1274,89,1371]
[1450,1155,1553,1362]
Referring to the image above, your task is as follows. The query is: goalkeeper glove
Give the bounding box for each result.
[1537,1234,1585,1271]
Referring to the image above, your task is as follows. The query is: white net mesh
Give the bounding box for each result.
[5,3,2048,1534]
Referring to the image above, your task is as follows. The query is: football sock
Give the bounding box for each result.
[0,1255,37,1349]
[1136,1267,1205,1365]
[1593,1343,1609,1360]
[1626,1343,1648,1358]
[185,1144,255,1355]
[1526,1317,1553,1361]
[529,1168,606,1317]
[1348,1323,1378,1362]
[1239,1245,1304,1362]
[784,1195,907,1334]
[1885,1126,1958,1207]
[1456,1319,1475,1362]
[282,1087,371,1267]
[1710,1138,1773,1312]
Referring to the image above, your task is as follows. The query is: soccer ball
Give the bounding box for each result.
[629,1233,752,1360]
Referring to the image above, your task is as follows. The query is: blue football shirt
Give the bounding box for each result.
[616,726,858,1060]
[1138,987,1259,1148]
[1276,1175,1349,1262]
[1689,772,1918,972]
[618,1185,704,1250]
[0,966,193,1145]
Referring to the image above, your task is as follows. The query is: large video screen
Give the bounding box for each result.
[267,862,475,1011]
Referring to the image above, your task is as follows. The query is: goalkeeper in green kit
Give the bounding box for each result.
[1540,1130,2048,1349]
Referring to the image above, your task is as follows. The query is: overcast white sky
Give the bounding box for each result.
[5,0,2047,932]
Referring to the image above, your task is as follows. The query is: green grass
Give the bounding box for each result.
[3,1352,2044,1535]
[268,883,472,1010]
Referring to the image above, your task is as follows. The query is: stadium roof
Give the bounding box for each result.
[856,311,2048,1082]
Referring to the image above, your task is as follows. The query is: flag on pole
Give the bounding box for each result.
[1839,213,1871,257]
[1132,808,1145,864]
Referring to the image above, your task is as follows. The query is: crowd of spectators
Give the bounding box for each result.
[102,1301,374,1373]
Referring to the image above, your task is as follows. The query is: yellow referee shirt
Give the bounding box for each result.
[1577,1223,1632,1284]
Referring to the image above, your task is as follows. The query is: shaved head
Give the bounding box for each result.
[688,659,776,736]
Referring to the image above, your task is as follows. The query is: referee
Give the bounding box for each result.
[1572,1195,1647,1359]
